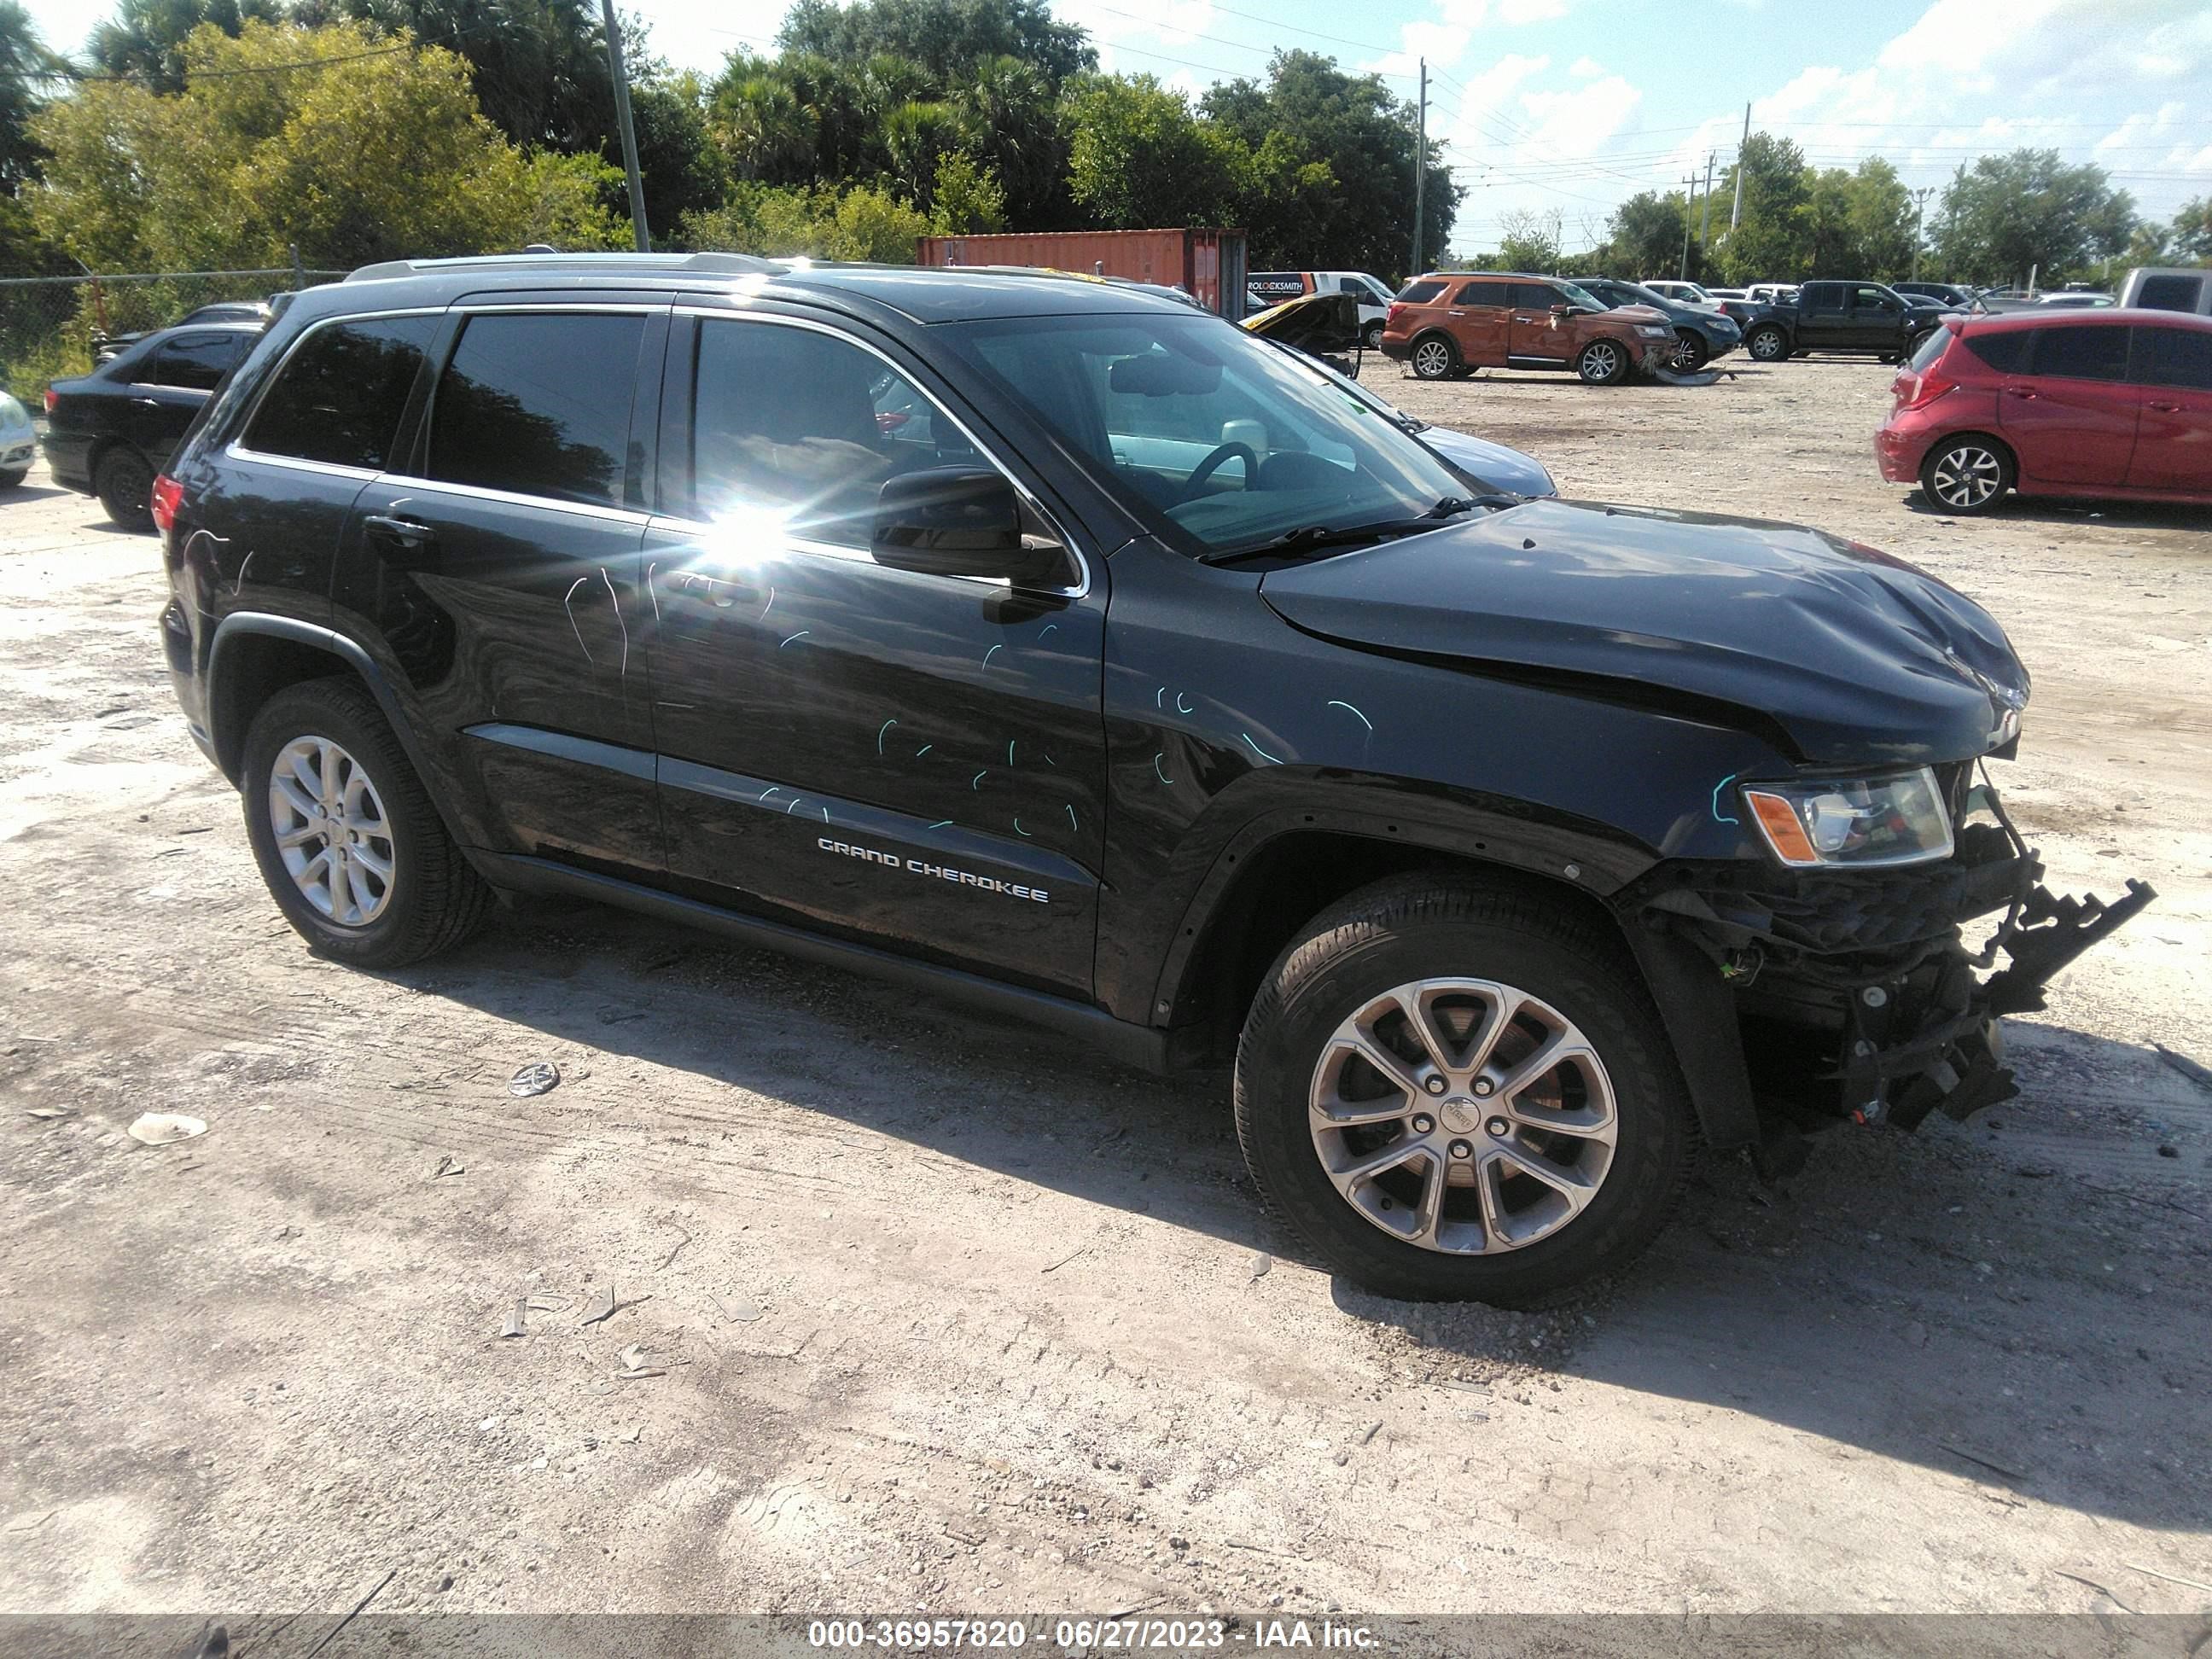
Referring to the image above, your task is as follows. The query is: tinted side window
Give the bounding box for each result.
[2135,275,2205,313]
[1802,283,1842,309]
[1511,283,1559,311]
[2030,324,2129,382]
[692,320,961,547]
[1398,280,1446,305]
[1851,286,1895,310]
[1453,281,1511,307]
[2133,327,2212,391]
[425,312,643,507]
[243,316,438,470]
[1963,329,2032,373]
[152,333,246,391]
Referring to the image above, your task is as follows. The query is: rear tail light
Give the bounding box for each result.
[150,474,183,533]
[43,387,56,413]
[1386,302,1405,324]
[1897,364,1958,413]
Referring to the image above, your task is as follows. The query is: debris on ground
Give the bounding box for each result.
[2125,1562,2212,1595]
[2052,1569,2134,1612]
[26,1107,73,1120]
[126,1112,207,1146]
[527,1295,568,1313]
[579,1284,618,1326]
[616,1343,664,1380]
[429,1155,464,1179]
[713,1294,763,1324]
[1937,1440,2026,1481]
[507,1062,561,1097]
[500,1300,528,1338]
[1249,1252,1272,1281]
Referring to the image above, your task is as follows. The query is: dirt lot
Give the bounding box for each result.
[3,357,2209,1631]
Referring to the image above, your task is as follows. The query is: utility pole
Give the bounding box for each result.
[1729,102,1749,230]
[1699,150,1715,250]
[1679,172,1699,280]
[1909,185,1936,280]
[602,0,650,252]
[1410,58,1428,278]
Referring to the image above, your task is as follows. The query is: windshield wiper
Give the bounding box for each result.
[1200,497,1498,566]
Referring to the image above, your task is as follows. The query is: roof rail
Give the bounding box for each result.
[345,250,782,283]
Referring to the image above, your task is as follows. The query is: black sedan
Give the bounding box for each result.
[1575,276,1743,370]
[44,321,262,529]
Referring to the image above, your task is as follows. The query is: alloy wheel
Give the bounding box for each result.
[1412,339,1454,379]
[1929,444,2002,509]
[1669,335,1703,371]
[1580,342,1620,382]
[1307,978,1619,1254]
[1749,329,1785,361]
[268,735,396,927]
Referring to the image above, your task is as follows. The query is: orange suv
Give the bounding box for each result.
[1381,272,1676,385]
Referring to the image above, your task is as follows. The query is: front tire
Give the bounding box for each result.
[1668,330,1708,372]
[94,446,155,530]
[1746,325,1788,362]
[0,467,26,489]
[1919,434,2013,515]
[1409,334,1460,381]
[1233,876,1694,1306]
[1575,340,1628,385]
[242,678,491,968]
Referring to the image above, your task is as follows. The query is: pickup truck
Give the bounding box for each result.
[1743,280,1952,364]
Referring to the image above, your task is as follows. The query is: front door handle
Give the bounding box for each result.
[2148,400,2183,413]
[2003,386,2037,400]
[132,397,161,406]
[362,514,439,554]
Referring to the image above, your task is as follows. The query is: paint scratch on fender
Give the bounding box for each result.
[562,576,594,663]
[1241,732,1284,765]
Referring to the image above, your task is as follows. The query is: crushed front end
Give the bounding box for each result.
[1626,763,2153,1149]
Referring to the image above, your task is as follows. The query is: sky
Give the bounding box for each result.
[22,0,2212,255]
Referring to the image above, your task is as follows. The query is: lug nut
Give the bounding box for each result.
[1471,1077,1495,1097]
[1448,1139,1473,1160]
[1861,986,1889,1008]
[1486,1118,1510,1138]
[1412,1114,1435,1135]
[1423,1075,1447,1096]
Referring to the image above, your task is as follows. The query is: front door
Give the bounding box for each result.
[1508,282,1571,365]
[2001,324,2139,486]
[643,311,1106,997]
[335,306,665,873]
[2127,324,2212,492]
[1846,286,1902,351]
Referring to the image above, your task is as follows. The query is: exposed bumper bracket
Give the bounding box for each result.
[1983,878,2157,1016]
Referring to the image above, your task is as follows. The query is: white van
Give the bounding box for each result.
[1246,271,1399,343]
[2119,267,2212,314]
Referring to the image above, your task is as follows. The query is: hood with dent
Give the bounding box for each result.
[1259,498,2027,766]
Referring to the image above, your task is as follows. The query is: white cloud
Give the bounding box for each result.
[1496,0,1568,20]
[1568,56,1604,79]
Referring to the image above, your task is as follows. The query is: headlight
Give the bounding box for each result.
[1741,766,1955,869]
[1639,324,1672,337]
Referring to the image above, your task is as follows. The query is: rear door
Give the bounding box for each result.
[336,305,666,873]
[1508,282,1572,365]
[1796,283,1849,346]
[131,331,247,463]
[1446,280,1512,365]
[2126,324,2212,492]
[2000,323,2138,486]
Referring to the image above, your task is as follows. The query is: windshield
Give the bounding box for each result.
[941,311,1470,561]
[1554,281,1606,311]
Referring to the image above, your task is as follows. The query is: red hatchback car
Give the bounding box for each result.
[1876,308,2212,514]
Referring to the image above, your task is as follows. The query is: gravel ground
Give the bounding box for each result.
[2,356,2209,1631]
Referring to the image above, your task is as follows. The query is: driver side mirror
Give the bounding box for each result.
[872,468,1069,588]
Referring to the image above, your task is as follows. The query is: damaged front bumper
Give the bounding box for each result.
[1631,800,2155,1138]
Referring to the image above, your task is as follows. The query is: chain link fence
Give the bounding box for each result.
[2,265,346,404]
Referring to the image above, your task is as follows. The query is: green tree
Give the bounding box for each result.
[1203,51,1456,276]
[1494,207,1560,273]
[928,148,1003,232]
[85,0,285,93]
[630,73,729,235]
[881,96,968,211]
[3,0,61,199]
[1062,73,1238,228]
[1932,148,2135,286]
[1713,131,1811,283]
[32,20,542,271]
[331,0,612,152]
[1601,190,1686,280]
[777,0,1092,86]
[950,53,1066,227]
[2170,196,2211,263]
[679,178,928,260]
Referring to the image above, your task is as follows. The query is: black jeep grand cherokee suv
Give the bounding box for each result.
[157,254,2146,1305]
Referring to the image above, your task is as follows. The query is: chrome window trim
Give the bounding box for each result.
[227,306,449,473]
[367,473,652,527]
[671,305,1092,600]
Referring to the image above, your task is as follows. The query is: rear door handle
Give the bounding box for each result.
[362,514,439,553]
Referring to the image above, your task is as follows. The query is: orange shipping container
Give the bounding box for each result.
[914,229,1250,318]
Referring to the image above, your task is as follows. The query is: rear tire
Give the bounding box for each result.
[242,677,492,969]
[1361,320,1384,350]
[94,446,154,531]
[1233,875,1694,1306]
[1575,339,1629,386]
[1409,334,1460,381]
[1918,434,2014,515]
[1746,325,1788,362]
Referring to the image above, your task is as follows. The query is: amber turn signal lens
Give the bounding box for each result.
[1743,789,1822,866]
